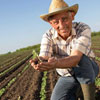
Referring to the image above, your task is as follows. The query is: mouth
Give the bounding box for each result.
[60,27,69,33]
[60,29,67,33]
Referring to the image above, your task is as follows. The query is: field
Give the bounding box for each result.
[0,33,100,100]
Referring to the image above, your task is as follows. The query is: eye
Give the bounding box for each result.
[53,21,59,25]
[62,17,68,22]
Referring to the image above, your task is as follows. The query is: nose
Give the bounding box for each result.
[58,19,65,29]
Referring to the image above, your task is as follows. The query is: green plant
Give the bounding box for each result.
[0,88,5,97]
[32,50,42,62]
[96,56,100,61]
[40,71,47,100]
[0,65,29,97]
[95,77,100,86]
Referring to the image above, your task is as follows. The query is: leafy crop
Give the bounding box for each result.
[40,71,47,100]
[95,77,100,86]
[96,57,100,61]
[0,65,29,97]
[32,50,42,62]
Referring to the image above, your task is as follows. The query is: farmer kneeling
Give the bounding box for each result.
[30,0,99,100]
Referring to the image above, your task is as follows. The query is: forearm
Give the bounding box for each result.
[30,50,83,71]
[56,55,82,68]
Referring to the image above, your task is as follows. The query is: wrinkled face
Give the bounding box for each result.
[48,11,74,40]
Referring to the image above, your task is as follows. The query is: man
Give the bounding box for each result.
[30,0,99,100]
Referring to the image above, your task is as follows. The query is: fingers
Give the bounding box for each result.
[36,65,50,71]
[29,59,38,70]
[29,59,35,66]
[29,59,33,63]
[29,57,57,71]
[29,59,45,71]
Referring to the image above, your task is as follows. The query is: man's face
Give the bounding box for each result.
[48,11,74,40]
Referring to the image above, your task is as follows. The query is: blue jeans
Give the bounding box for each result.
[73,55,99,84]
[51,55,99,100]
[51,76,80,100]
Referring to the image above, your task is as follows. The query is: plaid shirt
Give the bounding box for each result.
[39,22,95,76]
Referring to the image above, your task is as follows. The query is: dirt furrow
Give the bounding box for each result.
[0,66,42,100]
[0,62,28,90]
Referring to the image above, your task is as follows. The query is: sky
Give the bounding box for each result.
[0,0,100,54]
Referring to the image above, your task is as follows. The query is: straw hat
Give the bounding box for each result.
[40,0,78,21]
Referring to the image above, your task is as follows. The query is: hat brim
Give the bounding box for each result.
[40,4,78,22]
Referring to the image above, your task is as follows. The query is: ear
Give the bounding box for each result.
[71,12,75,20]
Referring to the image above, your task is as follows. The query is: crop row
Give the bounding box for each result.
[0,64,29,97]
[0,54,32,76]
[40,71,47,100]
[0,50,32,70]
[0,50,32,66]
[0,61,28,90]
[0,54,32,82]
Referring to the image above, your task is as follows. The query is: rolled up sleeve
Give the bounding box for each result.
[72,28,91,55]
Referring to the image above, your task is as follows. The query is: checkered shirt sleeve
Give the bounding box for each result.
[39,30,53,57]
[72,22,95,58]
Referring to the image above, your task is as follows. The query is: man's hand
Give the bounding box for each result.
[30,50,83,71]
[29,57,41,70]
[29,57,58,71]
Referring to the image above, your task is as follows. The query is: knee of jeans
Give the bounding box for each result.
[76,77,95,84]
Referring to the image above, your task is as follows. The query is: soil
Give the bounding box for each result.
[0,66,43,100]
[0,54,31,73]
[0,60,100,100]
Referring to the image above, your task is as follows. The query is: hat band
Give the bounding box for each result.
[49,6,68,13]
